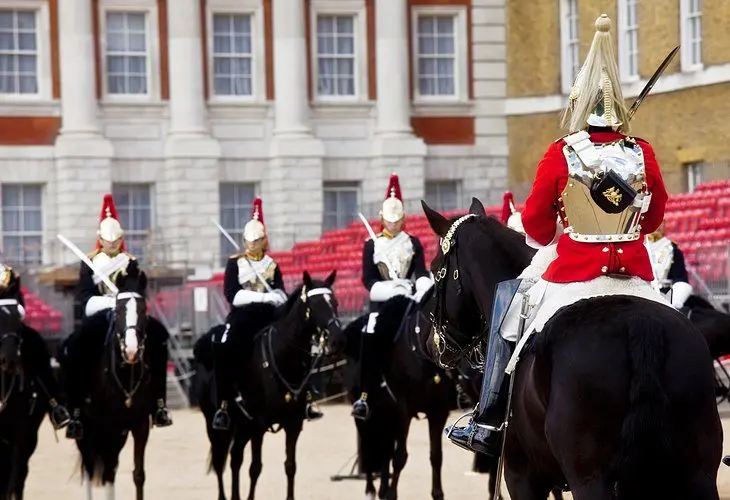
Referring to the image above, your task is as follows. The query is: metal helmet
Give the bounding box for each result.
[380,173,405,223]
[243,197,266,243]
[96,193,125,250]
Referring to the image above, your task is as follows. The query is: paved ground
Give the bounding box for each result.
[22,404,730,499]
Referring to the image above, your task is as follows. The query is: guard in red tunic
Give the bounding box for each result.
[446,14,670,457]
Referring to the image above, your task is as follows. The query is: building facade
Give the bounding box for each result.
[0,0,508,272]
[505,0,730,200]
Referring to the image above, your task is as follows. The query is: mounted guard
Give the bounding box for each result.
[63,193,173,440]
[351,173,433,421]
[645,220,693,308]
[210,197,323,431]
[0,263,70,429]
[445,14,671,456]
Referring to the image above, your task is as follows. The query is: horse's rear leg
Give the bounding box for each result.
[132,422,150,500]
[230,430,249,500]
[206,422,232,500]
[503,465,556,500]
[283,423,303,500]
[246,431,264,500]
[427,413,446,500]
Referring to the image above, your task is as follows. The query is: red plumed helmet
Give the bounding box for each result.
[243,197,266,242]
[380,173,405,223]
[96,193,125,250]
[501,191,515,223]
[384,173,403,202]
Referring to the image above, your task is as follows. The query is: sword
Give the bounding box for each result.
[357,212,399,281]
[56,234,119,295]
[210,218,273,293]
[627,45,679,120]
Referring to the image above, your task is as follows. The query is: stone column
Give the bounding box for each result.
[375,0,413,137]
[54,0,113,264]
[162,0,221,270]
[272,0,311,137]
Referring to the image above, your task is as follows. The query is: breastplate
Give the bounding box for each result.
[374,232,415,280]
[560,135,647,243]
[646,237,674,285]
[237,255,276,293]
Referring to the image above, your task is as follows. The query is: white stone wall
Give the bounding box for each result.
[0,0,508,272]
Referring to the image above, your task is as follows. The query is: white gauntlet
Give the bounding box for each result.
[370,280,411,302]
[85,296,116,317]
[232,289,266,307]
[413,276,434,302]
[671,281,693,309]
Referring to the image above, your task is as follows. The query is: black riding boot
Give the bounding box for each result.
[211,329,233,430]
[445,335,514,457]
[304,390,323,421]
[151,339,173,428]
[64,362,87,440]
[33,370,70,430]
[352,325,378,421]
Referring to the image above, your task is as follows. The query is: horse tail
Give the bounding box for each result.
[612,313,673,499]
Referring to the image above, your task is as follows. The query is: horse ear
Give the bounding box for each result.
[325,270,337,287]
[302,271,313,288]
[421,200,450,238]
[469,197,486,216]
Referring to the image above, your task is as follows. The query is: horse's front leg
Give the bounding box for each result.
[284,420,303,500]
[246,430,264,500]
[386,419,410,500]
[365,472,376,500]
[132,421,150,500]
[427,412,446,500]
[230,428,250,500]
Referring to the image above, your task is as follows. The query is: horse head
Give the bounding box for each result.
[112,266,148,365]
[297,270,345,355]
[0,300,23,376]
[421,198,534,368]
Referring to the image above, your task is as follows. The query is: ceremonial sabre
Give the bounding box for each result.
[56,233,119,295]
[210,218,273,293]
[627,45,679,120]
[357,213,399,281]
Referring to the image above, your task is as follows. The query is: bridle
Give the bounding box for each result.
[108,291,146,408]
[429,213,487,369]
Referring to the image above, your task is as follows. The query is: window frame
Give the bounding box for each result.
[411,5,468,105]
[679,0,702,73]
[0,1,52,102]
[219,182,257,262]
[0,183,44,266]
[559,0,580,95]
[617,0,639,83]
[111,183,154,261]
[322,182,359,231]
[310,0,367,104]
[99,3,160,103]
[206,2,266,104]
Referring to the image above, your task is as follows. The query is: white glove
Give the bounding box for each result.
[526,220,564,249]
[370,280,411,302]
[85,296,116,317]
[671,281,693,309]
[16,303,25,320]
[265,290,288,306]
[232,289,267,307]
[413,276,434,302]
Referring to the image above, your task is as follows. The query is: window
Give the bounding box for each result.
[560,0,580,94]
[684,162,704,192]
[618,0,639,82]
[211,13,253,97]
[219,183,255,262]
[425,181,458,212]
[111,184,153,260]
[1,184,42,266]
[105,12,148,95]
[0,10,38,95]
[680,0,702,71]
[323,183,358,231]
[415,14,456,98]
[315,15,356,98]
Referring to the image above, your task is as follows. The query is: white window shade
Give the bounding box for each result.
[0,9,38,95]
[316,14,356,97]
[105,12,149,95]
[212,13,254,96]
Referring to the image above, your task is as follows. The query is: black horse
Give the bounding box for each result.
[0,305,48,500]
[343,289,458,500]
[198,271,345,500]
[59,266,164,500]
[422,199,722,500]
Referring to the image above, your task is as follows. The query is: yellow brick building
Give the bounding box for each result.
[505,0,730,198]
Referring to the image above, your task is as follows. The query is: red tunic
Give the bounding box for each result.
[522,131,668,283]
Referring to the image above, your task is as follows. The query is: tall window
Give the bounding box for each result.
[1,185,42,265]
[415,14,456,97]
[323,183,358,231]
[111,184,153,260]
[212,13,253,97]
[315,15,356,98]
[105,12,148,95]
[425,181,458,212]
[219,183,255,262]
[684,162,704,192]
[680,0,702,71]
[618,0,639,81]
[0,10,38,95]
[560,0,579,94]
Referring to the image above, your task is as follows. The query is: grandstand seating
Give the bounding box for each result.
[21,288,64,335]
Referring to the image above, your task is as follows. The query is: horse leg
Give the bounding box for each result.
[386,421,410,500]
[365,472,376,500]
[83,474,93,500]
[284,422,303,500]
[132,422,150,500]
[246,431,264,500]
[206,421,232,500]
[487,460,497,500]
[230,430,249,500]
[503,463,554,500]
[427,413,446,500]
[377,461,391,500]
